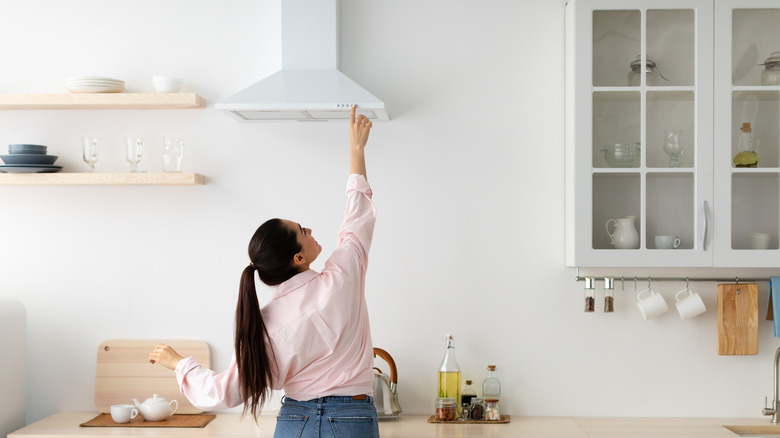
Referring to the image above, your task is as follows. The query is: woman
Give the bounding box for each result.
[148,105,379,437]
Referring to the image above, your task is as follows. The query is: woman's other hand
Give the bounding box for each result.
[148,343,184,370]
[349,105,372,177]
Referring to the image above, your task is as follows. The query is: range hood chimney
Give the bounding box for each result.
[215,0,388,122]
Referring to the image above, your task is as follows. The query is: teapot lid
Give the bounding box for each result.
[143,394,168,404]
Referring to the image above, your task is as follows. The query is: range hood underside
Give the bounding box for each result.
[215,69,388,122]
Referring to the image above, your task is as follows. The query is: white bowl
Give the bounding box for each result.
[152,76,183,93]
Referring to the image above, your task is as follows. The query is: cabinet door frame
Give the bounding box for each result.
[566,0,714,267]
[713,0,780,267]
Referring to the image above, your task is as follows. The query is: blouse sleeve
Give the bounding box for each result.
[174,355,243,411]
[323,174,377,275]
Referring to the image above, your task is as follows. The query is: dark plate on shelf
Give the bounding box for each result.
[8,144,48,154]
[1,154,58,165]
[0,164,62,173]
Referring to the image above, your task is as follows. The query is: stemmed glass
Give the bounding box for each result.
[82,137,100,172]
[662,130,683,168]
[125,137,144,172]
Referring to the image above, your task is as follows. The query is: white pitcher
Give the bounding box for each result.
[606,215,639,249]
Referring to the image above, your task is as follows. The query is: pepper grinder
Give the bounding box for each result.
[604,277,615,312]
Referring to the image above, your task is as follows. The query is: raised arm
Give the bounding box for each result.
[349,105,372,178]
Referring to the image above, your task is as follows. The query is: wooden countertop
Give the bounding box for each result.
[9,412,780,438]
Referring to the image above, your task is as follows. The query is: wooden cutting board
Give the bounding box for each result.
[717,284,758,355]
[95,339,210,414]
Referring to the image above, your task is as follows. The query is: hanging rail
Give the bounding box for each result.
[574,267,771,284]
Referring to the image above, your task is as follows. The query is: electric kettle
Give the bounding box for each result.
[373,347,402,419]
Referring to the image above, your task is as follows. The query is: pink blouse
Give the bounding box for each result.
[174,174,376,411]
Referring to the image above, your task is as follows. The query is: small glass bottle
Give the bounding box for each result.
[485,399,501,421]
[584,276,595,312]
[434,397,457,421]
[482,365,501,401]
[734,122,759,168]
[604,276,614,313]
[438,335,461,406]
[469,397,485,420]
[460,380,477,419]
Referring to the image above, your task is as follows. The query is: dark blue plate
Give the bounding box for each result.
[0,165,62,173]
[1,154,58,165]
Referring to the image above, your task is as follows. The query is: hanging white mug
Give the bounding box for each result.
[637,288,668,320]
[674,288,706,320]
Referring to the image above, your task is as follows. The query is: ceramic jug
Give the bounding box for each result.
[606,215,639,249]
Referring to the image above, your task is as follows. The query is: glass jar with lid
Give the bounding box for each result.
[485,399,501,421]
[468,397,485,420]
[761,52,780,86]
[628,55,661,86]
[435,397,457,421]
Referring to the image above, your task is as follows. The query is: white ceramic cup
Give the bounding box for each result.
[152,76,183,93]
[748,232,771,249]
[110,404,139,423]
[655,235,681,249]
[637,288,668,320]
[674,288,707,320]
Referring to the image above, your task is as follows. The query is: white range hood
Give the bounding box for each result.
[216,0,388,122]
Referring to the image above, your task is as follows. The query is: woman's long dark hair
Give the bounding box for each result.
[235,218,302,418]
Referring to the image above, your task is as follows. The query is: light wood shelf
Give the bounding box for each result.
[0,172,204,185]
[0,92,205,109]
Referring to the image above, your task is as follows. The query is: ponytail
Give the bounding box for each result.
[234,218,301,419]
[235,264,274,419]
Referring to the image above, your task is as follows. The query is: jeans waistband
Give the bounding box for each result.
[284,394,373,403]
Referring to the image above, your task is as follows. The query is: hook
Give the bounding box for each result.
[736,276,741,294]
[621,277,625,292]
[576,267,580,282]
[648,277,652,290]
[634,277,637,292]
[686,277,690,290]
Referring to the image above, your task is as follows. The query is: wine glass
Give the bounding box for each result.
[82,137,100,172]
[662,130,683,168]
[125,137,144,172]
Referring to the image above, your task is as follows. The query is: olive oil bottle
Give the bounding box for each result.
[437,334,461,408]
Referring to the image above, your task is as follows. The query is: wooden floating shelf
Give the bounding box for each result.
[0,172,204,186]
[0,92,205,109]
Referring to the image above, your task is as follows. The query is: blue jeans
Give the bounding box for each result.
[274,395,379,438]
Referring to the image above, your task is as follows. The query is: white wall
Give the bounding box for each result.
[1,0,779,425]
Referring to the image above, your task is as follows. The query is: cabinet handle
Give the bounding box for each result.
[703,200,710,251]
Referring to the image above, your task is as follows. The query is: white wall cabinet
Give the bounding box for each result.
[566,0,780,267]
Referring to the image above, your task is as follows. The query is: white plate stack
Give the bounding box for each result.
[65,76,125,93]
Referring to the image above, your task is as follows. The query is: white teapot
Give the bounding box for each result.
[132,394,178,421]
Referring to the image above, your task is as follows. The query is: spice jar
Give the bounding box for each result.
[761,52,780,86]
[604,276,614,313]
[435,397,457,421]
[469,397,485,420]
[485,399,501,421]
[584,276,595,312]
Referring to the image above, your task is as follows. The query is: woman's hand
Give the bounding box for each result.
[349,105,372,177]
[148,343,184,371]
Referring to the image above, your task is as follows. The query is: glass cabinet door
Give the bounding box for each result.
[714,0,780,267]
[566,0,713,267]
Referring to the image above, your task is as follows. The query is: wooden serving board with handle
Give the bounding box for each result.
[95,339,211,414]
[717,284,758,355]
